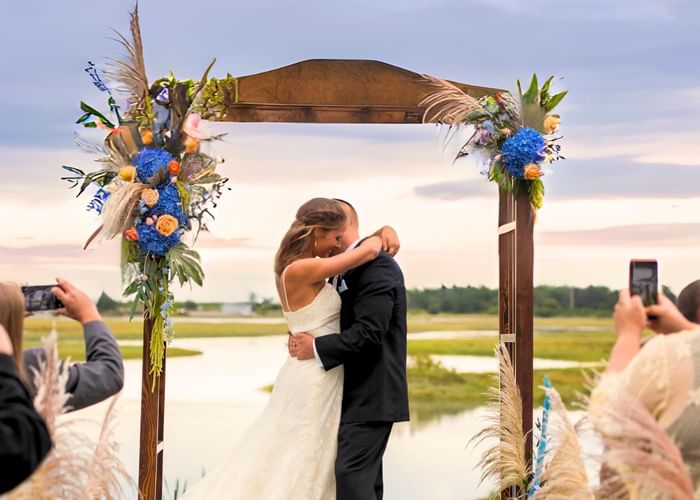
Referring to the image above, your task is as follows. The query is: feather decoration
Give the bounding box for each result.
[594,389,695,500]
[97,182,146,242]
[531,385,593,499]
[104,4,150,122]
[420,75,489,125]
[470,343,528,495]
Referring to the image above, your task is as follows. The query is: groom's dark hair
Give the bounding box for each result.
[333,199,358,227]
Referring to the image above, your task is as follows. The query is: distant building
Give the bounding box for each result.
[220,302,254,316]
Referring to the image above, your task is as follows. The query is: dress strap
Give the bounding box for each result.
[280,266,292,312]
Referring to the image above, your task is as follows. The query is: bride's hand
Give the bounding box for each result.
[375,226,400,256]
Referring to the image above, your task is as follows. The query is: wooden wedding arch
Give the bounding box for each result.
[138,59,534,499]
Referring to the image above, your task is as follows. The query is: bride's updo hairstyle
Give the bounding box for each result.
[274,198,347,274]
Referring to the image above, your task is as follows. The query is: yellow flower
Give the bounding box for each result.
[543,115,560,134]
[140,128,154,145]
[155,214,179,237]
[141,189,160,208]
[524,163,542,180]
[119,166,137,182]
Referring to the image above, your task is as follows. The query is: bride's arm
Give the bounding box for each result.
[371,226,400,256]
[287,237,382,285]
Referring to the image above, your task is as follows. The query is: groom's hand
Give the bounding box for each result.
[290,333,315,361]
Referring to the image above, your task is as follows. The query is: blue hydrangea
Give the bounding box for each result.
[151,184,187,225]
[134,148,174,185]
[500,127,545,178]
[136,223,181,256]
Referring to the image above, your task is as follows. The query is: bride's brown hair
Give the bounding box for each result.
[274,198,347,275]
[0,282,27,383]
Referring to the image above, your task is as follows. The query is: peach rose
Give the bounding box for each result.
[119,166,137,182]
[140,128,154,145]
[155,214,179,237]
[523,163,542,180]
[141,189,159,208]
[543,115,560,134]
[124,228,139,241]
[184,136,199,153]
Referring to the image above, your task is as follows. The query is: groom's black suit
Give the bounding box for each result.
[315,250,409,500]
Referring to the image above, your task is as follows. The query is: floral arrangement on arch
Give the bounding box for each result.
[61,6,229,382]
[421,75,567,209]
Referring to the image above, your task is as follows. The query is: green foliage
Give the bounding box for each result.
[96,291,121,313]
[168,244,204,287]
[408,284,620,316]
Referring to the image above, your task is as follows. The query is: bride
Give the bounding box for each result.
[183,197,396,499]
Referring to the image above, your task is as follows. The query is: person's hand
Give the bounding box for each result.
[287,331,295,356]
[289,332,315,361]
[51,278,102,325]
[646,292,696,334]
[613,289,646,340]
[0,325,13,355]
[378,226,400,256]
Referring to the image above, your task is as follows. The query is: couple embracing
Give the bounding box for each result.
[184,198,410,500]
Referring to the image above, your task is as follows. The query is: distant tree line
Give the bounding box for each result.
[407,285,622,317]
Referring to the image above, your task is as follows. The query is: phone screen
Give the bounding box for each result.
[21,285,64,312]
[629,260,658,307]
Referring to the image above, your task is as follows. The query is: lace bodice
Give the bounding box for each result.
[283,284,341,336]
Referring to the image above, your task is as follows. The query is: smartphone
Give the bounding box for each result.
[22,285,64,312]
[629,259,658,308]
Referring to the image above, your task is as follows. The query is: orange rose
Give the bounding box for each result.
[524,163,542,180]
[168,160,181,175]
[141,189,160,208]
[119,166,137,182]
[184,136,199,153]
[543,115,560,134]
[140,128,154,145]
[124,228,139,241]
[155,214,179,237]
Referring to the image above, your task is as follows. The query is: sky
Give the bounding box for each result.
[1,0,699,302]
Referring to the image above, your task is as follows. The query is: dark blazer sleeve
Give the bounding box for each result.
[24,320,124,411]
[0,354,52,494]
[315,256,396,370]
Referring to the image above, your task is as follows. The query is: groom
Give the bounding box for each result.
[290,199,409,500]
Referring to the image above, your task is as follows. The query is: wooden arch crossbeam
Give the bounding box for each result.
[208,58,503,123]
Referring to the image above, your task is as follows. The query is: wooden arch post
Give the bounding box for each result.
[137,59,533,498]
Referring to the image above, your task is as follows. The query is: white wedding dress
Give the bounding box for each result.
[183,282,343,499]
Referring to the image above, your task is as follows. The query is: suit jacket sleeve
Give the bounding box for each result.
[23,320,124,411]
[315,256,396,370]
[0,354,52,494]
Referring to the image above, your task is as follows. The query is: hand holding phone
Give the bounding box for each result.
[629,259,658,320]
[22,285,64,312]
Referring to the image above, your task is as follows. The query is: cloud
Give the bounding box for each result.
[413,178,494,200]
[539,223,700,247]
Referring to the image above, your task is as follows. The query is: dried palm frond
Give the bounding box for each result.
[469,344,528,495]
[595,389,695,500]
[532,386,593,499]
[104,4,149,121]
[98,181,147,241]
[420,75,488,125]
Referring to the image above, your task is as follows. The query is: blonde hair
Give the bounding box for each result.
[274,198,347,275]
[0,282,27,382]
